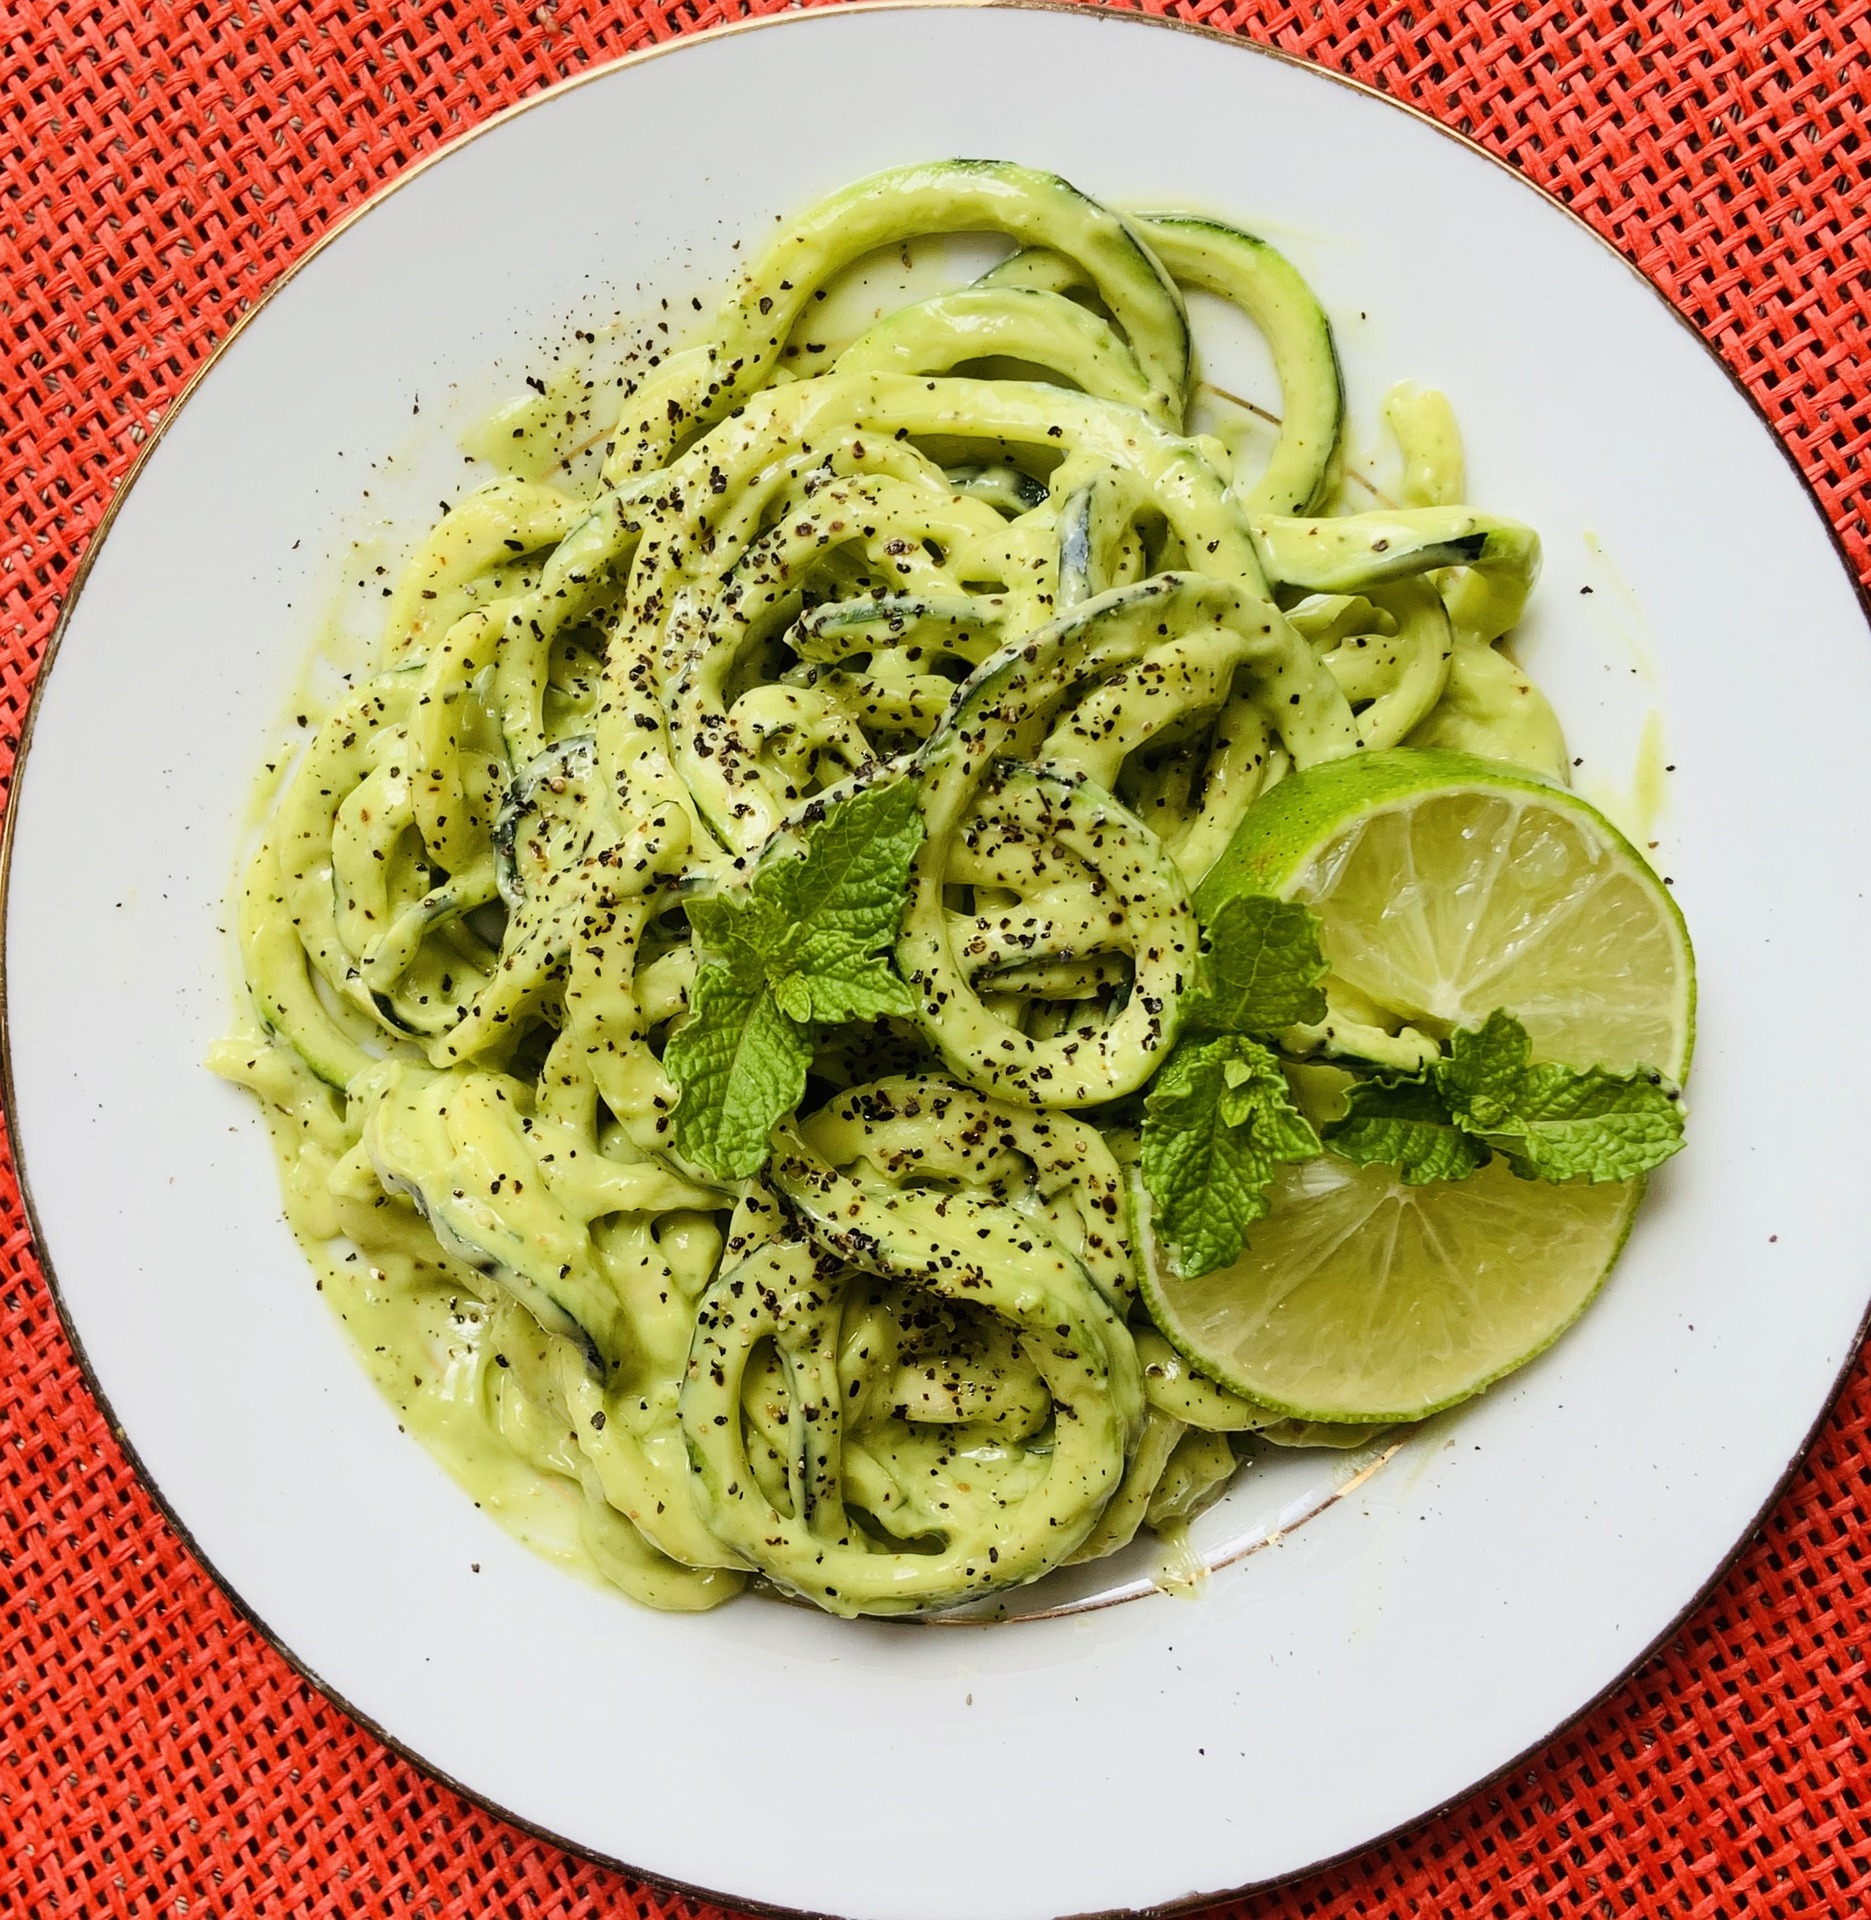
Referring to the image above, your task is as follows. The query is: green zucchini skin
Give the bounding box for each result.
[1251,505,1540,640]
[984,211,1346,512]
[1133,213,1346,515]
[357,1062,623,1372]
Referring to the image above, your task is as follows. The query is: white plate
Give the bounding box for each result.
[6,6,1869,1915]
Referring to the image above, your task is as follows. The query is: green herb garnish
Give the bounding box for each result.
[665,781,923,1179]
[1328,1008,1685,1185]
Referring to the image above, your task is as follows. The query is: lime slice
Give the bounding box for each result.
[1146,748,1693,1421]
[1140,1154,1639,1422]
[1195,747,1694,1080]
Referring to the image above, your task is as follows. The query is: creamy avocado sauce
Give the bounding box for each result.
[1574,531,1675,853]
[209,1036,610,1581]
[217,161,1572,1619]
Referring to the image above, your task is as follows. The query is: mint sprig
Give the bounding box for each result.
[1182,893,1328,1035]
[1137,892,1328,1277]
[1138,1033,1322,1278]
[665,781,923,1179]
[1139,888,1683,1270]
[1327,1009,1685,1186]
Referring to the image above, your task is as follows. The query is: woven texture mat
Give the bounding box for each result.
[4,1,1869,1913]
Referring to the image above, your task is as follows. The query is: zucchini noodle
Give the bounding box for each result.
[215,160,1564,1618]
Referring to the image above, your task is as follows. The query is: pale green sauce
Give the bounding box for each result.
[1574,530,1673,857]
[1630,707,1671,849]
[224,508,621,1585]
[1151,1522,1212,1599]
[215,1036,611,1586]
[307,1236,601,1581]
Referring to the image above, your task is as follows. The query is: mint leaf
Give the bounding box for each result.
[1436,1008,1531,1133]
[666,780,925,1180]
[664,969,812,1180]
[1481,1061,1685,1182]
[766,779,923,1022]
[1327,1076,1487,1184]
[1434,1011,1684,1182]
[1185,894,1328,1035]
[1140,1034,1322,1277]
[684,885,788,978]
[1216,1050,1321,1156]
[1323,1010,1684,1186]
[768,780,923,949]
[771,974,814,1023]
[689,779,922,1025]
[781,936,918,1024]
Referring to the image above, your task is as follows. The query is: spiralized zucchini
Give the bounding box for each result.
[215,160,1562,1618]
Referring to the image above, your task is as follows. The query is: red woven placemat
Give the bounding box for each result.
[4,1,1868,1913]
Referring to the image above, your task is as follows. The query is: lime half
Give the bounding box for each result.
[1195,748,1694,1080]
[1148,748,1693,1422]
[1141,1154,1638,1422]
